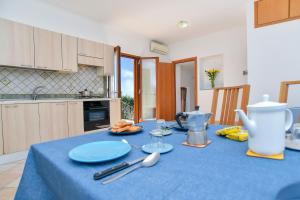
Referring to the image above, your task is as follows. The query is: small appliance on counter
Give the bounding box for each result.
[177,109,212,147]
[79,89,93,97]
[84,100,110,131]
[236,94,293,156]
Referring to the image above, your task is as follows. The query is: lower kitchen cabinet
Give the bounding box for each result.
[2,104,40,154]
[68,101,84,136]
[0,106,3,155]
[39,102,68,142]
[110,99,121,126]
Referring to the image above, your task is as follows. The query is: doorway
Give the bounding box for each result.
[119,53,158,123]
[173,57,198,113]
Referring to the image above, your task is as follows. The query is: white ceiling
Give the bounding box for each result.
[40,0,247,44]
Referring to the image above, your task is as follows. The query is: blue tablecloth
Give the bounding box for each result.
[16,121,300,200]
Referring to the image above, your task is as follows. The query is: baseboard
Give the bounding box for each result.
[0,151,28,165]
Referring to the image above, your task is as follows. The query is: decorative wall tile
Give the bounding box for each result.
[0,66,106,95]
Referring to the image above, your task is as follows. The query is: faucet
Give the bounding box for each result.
[32,86,45,100]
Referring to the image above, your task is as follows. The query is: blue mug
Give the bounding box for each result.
[288,107,300,132]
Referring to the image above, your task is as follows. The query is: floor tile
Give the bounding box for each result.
[0,187,17,200]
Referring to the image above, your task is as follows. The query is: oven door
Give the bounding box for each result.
[84,101,110,131]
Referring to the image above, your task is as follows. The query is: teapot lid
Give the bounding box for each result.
[248,94,287,111]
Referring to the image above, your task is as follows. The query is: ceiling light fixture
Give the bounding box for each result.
[177,20,189,29]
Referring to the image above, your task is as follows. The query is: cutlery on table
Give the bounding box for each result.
[102,152,160,185]
[93,156,147,180]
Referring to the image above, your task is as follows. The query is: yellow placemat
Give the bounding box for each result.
[246,150,284,160]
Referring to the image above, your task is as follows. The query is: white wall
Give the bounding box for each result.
[247,2,300,106]
[169,26,247,111]
[0,0,169,61]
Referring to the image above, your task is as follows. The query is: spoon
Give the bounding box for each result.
[102,152,160,185]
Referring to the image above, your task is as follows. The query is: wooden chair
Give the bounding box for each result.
[279,80,300,103]
[181,87,187,112]
[210,84,250,125]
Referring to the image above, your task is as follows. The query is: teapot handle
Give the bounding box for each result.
[285,109,293,131]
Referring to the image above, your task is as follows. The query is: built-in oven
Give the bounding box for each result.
[83,101,110,131]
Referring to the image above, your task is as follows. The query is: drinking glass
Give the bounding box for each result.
[292,123,300,141]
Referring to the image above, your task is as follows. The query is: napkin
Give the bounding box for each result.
[216,126,248,142]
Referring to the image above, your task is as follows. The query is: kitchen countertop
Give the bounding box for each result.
[0,98,119,104]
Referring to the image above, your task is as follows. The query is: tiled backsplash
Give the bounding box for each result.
[0,66,106,95]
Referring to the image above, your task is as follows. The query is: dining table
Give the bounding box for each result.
[15,121,300,200]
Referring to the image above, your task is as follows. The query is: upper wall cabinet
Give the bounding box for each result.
[62,34,78,72]
[104,44,114,76]
[255,0,300,27]
[0,18,34,68]
[290,0,300,18]
[34,28,62,70]
[78,38,104,58]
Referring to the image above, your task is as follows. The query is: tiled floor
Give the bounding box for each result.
[0,160,25,200]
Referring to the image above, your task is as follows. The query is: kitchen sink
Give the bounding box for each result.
[276,182,300,200]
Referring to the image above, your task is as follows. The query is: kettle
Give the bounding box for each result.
[177,110,212,145]
[236,94,293,155]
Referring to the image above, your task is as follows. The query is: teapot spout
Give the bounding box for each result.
[235,109,256,137]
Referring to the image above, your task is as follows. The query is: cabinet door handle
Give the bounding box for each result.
[78,53,87,56]
[5,105,18,108]
[68,102,78,105]
[21,64,32,68]
[55,103,66,106]
[36,66,48,69]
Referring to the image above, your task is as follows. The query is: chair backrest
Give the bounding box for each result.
[210,84,250,125]
[279,80,300,103]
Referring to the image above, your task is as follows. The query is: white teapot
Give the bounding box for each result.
[235,94,293,155]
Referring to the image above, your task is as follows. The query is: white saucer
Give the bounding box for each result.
[285,135,300,151]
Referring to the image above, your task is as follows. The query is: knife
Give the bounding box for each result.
[93,156,147,180]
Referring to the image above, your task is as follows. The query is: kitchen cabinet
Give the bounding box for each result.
[2,104,40,154]
[110,99,121,126]
[68,101,84,136]
[62,34,78,72]
[104,44,114,76]
[0,106,2,155]
[78,38,104,58]
[290,0,300,18]
[256,0,289,26]
[78,55,104,67]
[39,102,68,142]
[34,28,62,70]
[0,18,34,68]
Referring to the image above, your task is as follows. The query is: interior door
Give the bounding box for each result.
[157,62,176,120]
[139,57,159,121]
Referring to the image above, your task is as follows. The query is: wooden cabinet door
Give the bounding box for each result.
[62,34,78,72]
[110,99,121,126]
[2,104,40,154]
[78,38,104,58]
[34,28,62,70]
[104,44,114,76]
[0,18,34,68]
[39,102,68,142]
[256,0,289,25]
[68,101,84,137]
[290,0,300,18]
[0,106,3,155]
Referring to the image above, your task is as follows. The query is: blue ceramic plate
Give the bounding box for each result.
[68,141,131,163]
[142,143,173,154]
[109,126,144,135]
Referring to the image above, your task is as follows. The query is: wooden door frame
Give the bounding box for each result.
[172,57,199,110]
[120,52,141,123]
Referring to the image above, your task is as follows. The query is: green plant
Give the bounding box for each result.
[205,69,220,88]
[121,95,134,120]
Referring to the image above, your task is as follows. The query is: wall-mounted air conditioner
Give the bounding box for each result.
[150,41,169,55]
